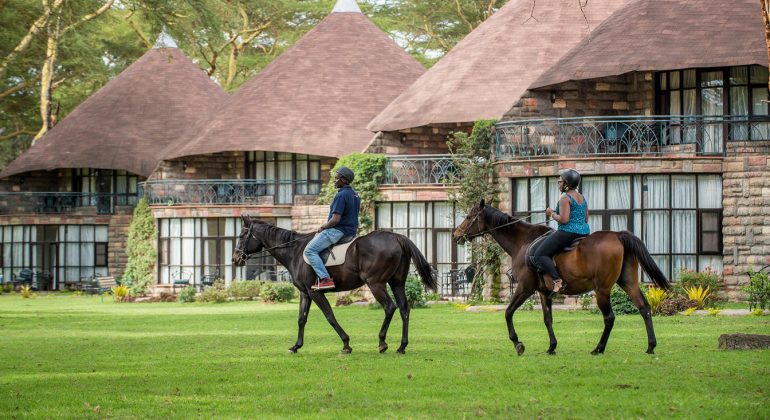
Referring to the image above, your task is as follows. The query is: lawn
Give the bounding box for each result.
[1,294,769,419]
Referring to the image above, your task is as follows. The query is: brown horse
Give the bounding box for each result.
[453,200,670,355]
[233,216,436,354]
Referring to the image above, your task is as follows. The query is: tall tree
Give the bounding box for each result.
[762,0,770,90]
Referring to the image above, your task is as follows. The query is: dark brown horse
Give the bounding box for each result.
[233,216,436,354]
[453,200,670,355]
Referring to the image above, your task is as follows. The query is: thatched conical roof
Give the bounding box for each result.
[166,0,424,160]
[531,0,766,89]
[1,46,227,178]
[367,0,627,132]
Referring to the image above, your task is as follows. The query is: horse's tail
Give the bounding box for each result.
[397,235,438,291]
[617,230,671,290]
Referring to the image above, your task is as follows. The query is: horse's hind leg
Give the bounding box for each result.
[506,286,534,356]
[369,283,397,353]
[539,291,558,354]
[309,291,352,354]
[618,267,657,354]
[591,288,615,355]
[288,292,312,353]
[390,284,410,354]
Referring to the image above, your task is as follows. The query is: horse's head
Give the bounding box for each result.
[232,215,264,266]
[453,199,488,244]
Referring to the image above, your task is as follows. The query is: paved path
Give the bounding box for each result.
[463,305,768,316]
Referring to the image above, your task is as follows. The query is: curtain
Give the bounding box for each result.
[608,176,630,209]
[392,203,408,236]
[530,178,546,212]
[698,175,722,208]
[515,179,528,212]
[278,160,292,204]
[752,87,770,139]
[671,176,696,208]
[672,211,696,254]
[581,177,604,210]
[295,160,308,195]
[730,86,749,140]
[409,204,427,252]
[672,255,696,281]
[683,88,697,144]
[644,175,669,208]
[610,214,627,232]
[699,256,723,273]
[434,202,454,228]
[376,204,392,229]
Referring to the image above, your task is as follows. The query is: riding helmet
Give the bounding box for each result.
[336,166,355,183]
[560,169,581,190]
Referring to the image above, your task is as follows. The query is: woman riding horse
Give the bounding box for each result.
[454,199,670,355]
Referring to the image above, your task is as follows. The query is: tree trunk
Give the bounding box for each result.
[34,17,60,143]
[762,0,770,91]
[0,0,64,80]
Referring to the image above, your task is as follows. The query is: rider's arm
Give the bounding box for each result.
[551,195,571,225]
[585,200,589,222]
[317,213,342,233]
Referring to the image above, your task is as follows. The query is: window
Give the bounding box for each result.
[656,66,770,143]
[95,243,108,267]
[157,217,282,286]
[375,202,470,295]
[245,152,322,204]
[512,174,723,280]
[72,169,139,213]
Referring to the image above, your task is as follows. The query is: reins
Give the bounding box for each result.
[236,222,308,260]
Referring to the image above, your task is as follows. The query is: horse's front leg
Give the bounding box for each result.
[288,292,311,353]
[506,287,533,356]
[539,291,558,354]
[309,290,352,353]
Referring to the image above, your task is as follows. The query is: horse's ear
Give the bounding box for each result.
[241,214,249,223]
[479,199,485,208]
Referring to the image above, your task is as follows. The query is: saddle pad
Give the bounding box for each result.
[303,239,356,267]
[525,231,586,272]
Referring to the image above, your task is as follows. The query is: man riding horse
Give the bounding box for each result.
[303,166,360,291]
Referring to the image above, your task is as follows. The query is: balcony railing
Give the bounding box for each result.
[383,155,459,185]
[495,115,770,159]
[0,192,138,214]
[139,179,321,206]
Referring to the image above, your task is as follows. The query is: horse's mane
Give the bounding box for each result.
[483,205,516,228]
[247,217,314,244]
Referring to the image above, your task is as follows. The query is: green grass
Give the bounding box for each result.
[1,294,769,419]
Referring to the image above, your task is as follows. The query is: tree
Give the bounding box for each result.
[762,0,770,90]
[448,120,503,301]
[122,198,157,295]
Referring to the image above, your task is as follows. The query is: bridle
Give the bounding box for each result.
[234,221,307,261]
[455,208,538,241]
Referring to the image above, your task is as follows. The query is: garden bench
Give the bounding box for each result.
[171,268,193,292]
[84,276,117,295]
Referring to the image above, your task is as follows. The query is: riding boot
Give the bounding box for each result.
[312,277,335,291]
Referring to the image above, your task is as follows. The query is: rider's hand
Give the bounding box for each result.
[545,207,553,218]
[316,226,325,233]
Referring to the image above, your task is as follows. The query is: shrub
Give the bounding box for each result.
[111,285,130,302]
[707,307,721,316]
[198,280,228,303]
[229,280,261,300]
[610,284,648,315]
[1,283,10,293]
[743,269,770,311]
[521,297,535,311]
[177,285,196,303]
[122,198,157,295]
[684,307,698,316]
[405,275,427,308]
[677,267,722,307]
[335,294,354,306]
[260,282,295,303]
[19,285,33,299]
[579,293,593,310]
[644,287,668,315]
[425,291,441,302]
[684,285,711,310]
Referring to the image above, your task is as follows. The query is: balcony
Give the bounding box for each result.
[383,155,459,185]
[0,192,138,215]
[495,115,770,159]
[139,179,321,206]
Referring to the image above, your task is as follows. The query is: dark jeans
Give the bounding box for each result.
[531,230,585,280]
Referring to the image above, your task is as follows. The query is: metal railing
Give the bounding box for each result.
[0,192,138,214]
[495,115,770,159]
[139,179,321,205]
[383,155,459,185]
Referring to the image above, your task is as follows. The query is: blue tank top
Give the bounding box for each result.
[555,193,590,235]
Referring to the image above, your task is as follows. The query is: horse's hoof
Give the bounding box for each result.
[396,348,406,354]
[515,342,525,356]
[546,350,556,355]
[646,349,655,355]
[288,348,296,354]
[341,347,352,354]
[591,349,603,355]
[379,344,388,353]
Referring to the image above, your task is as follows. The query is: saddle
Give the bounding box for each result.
[303,234,357,267]
[524,231,585,273]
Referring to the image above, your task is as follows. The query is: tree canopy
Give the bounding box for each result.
[0,0,508,168]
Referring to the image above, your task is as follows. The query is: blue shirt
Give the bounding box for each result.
[555,194,590,235]
[329,185,360,236]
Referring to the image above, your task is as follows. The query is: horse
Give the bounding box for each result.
[232,216,437,354]
[453,200,670,355]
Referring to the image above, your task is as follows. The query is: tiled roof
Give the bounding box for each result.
[367,0,627,132]
[531,0,767,89]
[1,48,227,178]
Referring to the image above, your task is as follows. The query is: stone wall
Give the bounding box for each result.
[366,123,473,155]
[504,72,654,120]
[721,141,770,294]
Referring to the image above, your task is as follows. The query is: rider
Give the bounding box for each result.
[304,166,361,291]
[532,169,590,296]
